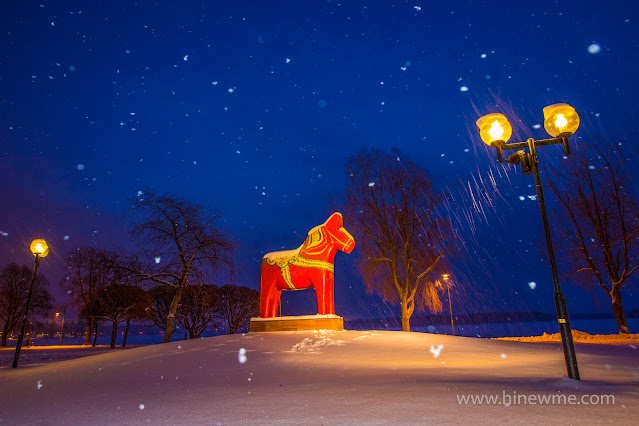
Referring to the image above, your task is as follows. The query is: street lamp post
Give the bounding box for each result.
[475,103,580,380]
[442,274,454,336]
[12,239,49,368]
[56,308,66,346]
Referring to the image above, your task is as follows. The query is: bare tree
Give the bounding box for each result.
[178,284,219,339]
[148,285,175,332]
[341,149,451,331]
[128,190,235,343]
[121,286,152,347]
[548,144,639,333]
[63,247,120,345]
[218,285,259,334]
[0,263,52,346]
[94,284,146,349]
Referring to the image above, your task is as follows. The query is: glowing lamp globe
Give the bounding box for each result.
[543,103,579,137]
[30,239,49,258]
[476,113,512,146]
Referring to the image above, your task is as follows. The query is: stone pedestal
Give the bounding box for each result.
[250,314,344,332]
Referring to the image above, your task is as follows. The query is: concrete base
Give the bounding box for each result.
[250,315,344,332]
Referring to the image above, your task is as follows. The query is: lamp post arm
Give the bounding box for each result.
[493,136,571,163]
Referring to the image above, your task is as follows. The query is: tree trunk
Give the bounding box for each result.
[163,285,185,343]
[401,299,411,332]
[92,322,98,346]
[83,317,92,345]
[1,322,10,347]
[611,287,630,334]
[110,321,117,349]
[122,319,130,347]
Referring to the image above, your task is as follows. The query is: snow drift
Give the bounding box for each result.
[1,330,637,424]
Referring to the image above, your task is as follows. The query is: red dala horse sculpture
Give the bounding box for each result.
[260,212,355,318]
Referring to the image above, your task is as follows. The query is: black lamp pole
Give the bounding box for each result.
[492,136,580,380]
[12,254,41,368]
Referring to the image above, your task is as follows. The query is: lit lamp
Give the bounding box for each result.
[442,273,455,336]
[475,103,581,380]
[12,239,49,368]
[543,103,580,138]
[476,113,512,162]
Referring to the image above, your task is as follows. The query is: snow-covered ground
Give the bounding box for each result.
[0,345,137,367]
[0,330,637,424]
[496,330,639,345]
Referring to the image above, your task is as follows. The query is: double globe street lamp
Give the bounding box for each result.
[475,103,581,380]
[12,239,49,368]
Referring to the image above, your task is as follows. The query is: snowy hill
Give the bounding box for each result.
[1,330,637,424]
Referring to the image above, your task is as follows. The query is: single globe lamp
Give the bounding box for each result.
[476,113,512,146]
[30,239,49,258]
[543,103,580,138]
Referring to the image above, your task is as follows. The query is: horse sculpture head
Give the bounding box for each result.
[301,212,355,259]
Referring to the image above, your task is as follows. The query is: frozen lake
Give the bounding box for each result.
[14,318,639,347]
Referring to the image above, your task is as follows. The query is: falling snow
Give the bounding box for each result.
[429,344,444,358]
[238,348,247,363]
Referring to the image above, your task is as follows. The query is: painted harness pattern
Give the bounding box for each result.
[264,226,335,289]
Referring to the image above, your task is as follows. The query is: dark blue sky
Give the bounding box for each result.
[1,1,638,323]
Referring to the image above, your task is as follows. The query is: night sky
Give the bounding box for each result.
[1,1,638,325]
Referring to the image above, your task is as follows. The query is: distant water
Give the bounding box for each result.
[10,318,638,347]
[407,318,639,338]
[9,330,233,347]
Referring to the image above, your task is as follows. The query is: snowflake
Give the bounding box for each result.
[430,344,444,358]
[368,182,375,187]
[238,348,247,364]
[459,86,469,92]
[587,43,601,54]
[528,282,536,290]
[139,404,145,410]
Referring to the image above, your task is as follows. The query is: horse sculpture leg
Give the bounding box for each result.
[260,262,282,318]
[314,271,335,315]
